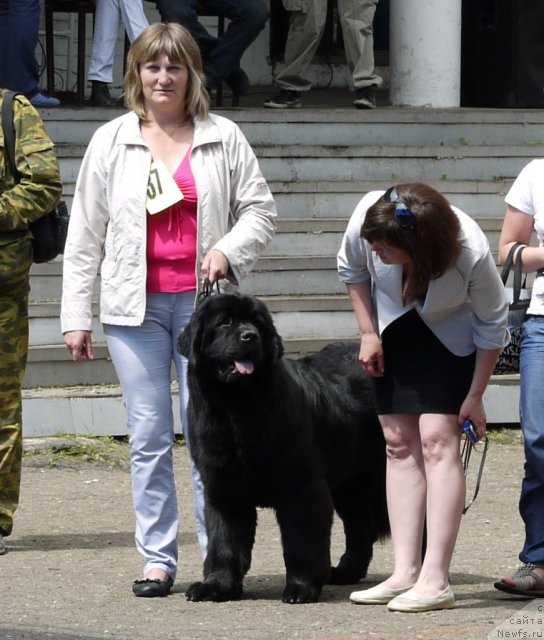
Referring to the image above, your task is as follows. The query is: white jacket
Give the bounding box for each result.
[61,112,277,332]
[337,191,509,356]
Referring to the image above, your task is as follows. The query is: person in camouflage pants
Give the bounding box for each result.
[0,90,62,554]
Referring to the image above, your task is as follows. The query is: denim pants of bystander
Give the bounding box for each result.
[104,291,206,580]
[518,315,544,565]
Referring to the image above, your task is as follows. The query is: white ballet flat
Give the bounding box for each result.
[387,584,456,612]
[349,583,414,605]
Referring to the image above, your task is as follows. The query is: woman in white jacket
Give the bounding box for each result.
[338,183,508,612]
[61,22,276,598]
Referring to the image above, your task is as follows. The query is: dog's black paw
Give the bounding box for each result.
[185,580,242,602]
[328,563,367,585]
[282,581,321,604]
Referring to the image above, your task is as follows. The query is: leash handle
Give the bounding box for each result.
[462,435,489,514]
[197,278,221,304]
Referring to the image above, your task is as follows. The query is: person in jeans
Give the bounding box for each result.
[264,0,382,110]
[88,0,149,106]
[154,0,268,95]
[0,0,60,107]
[0,90,62,555]
[494,160,544,597]
[61,22,276,597]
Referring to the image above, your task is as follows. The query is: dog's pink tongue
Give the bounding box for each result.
[234,360,254,375]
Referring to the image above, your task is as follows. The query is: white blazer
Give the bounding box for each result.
[61,111,277,332]
[337,191,509,356]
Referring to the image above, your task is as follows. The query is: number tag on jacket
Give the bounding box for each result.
[146,159,184,214]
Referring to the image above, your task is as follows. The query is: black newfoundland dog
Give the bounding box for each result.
[178,293,389,604]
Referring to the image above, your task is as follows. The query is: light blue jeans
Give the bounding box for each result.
[519,315,544,565]
[104,291,207,580]
[87,0,149,84]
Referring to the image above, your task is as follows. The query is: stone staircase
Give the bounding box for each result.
[24,103,544,435]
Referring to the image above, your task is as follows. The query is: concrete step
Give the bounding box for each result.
[27,218,505,356]
[22,373,521,437]
[28,256,346,303]
[265,217,502,256]
[56,178,513,221]
[254,144,543,184]
[42,106,544,148]
[28,293,356,346]
[30,306,359,349]
[54,142,544,186]
[24,294,359,387]
[269,179,512,220]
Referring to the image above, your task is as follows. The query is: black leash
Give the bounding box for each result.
[462,435,489,514]
[197,278,221,304]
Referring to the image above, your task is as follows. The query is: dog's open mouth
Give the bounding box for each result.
[233,359,254,375]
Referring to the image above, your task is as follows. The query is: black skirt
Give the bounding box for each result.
[373,309,476,415]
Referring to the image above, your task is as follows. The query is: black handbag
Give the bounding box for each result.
[1,90,69,263]
[493,243,530,375]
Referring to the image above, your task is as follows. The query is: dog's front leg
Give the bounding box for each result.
[185,502,256,602]
[276,482,334,604]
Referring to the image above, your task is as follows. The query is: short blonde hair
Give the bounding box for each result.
[123,22,209,120]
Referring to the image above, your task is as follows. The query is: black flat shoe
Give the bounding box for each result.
[225,67,250,96]
[90,81,113,107]
[132,576,174,598]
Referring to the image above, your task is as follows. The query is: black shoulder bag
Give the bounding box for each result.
[493,243,531,375]
[1,91,69,263]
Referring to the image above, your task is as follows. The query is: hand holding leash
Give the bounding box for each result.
[201,249,229,283]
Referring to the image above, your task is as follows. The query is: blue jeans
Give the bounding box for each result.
[104,292,206,580]
[0,0,40,97]
[154,0,269,86]
[519,315,544,565]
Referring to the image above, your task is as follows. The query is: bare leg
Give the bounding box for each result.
[378,413,425,590]
[413,413,465,596]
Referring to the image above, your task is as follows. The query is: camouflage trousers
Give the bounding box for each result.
[0,238,31,537]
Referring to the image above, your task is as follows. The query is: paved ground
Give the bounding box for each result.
[1,431,542,640]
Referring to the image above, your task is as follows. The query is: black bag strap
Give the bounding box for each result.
[1,90,22,182]
[500,242,523,284]
[500,242,527,306]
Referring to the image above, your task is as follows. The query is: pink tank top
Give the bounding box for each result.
[146,147,197,293]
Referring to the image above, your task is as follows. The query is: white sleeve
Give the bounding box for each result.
[337,191,383,283]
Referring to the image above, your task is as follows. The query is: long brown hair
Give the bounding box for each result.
[123,22,209,120]
[361,183,461,303]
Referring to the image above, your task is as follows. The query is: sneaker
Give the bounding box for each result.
[354,87,376,110]
[0,534,6,555]
[30,92,61,108]
[90,81,113,107]
[263,90,302,109]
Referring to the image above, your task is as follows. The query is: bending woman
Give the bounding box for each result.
[337,183,508,612]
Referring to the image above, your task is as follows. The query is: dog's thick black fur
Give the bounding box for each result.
[178,293,389,604]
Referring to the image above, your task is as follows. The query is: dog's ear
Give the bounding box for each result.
[178,305,207,364]
[177,323,192,358]
[255,299,284,363]
[270,327,284,362]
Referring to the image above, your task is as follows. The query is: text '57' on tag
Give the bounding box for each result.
[146,159,184,215]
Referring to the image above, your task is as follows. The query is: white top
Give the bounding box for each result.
[505,158,544,316]
[337,191,509,356]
